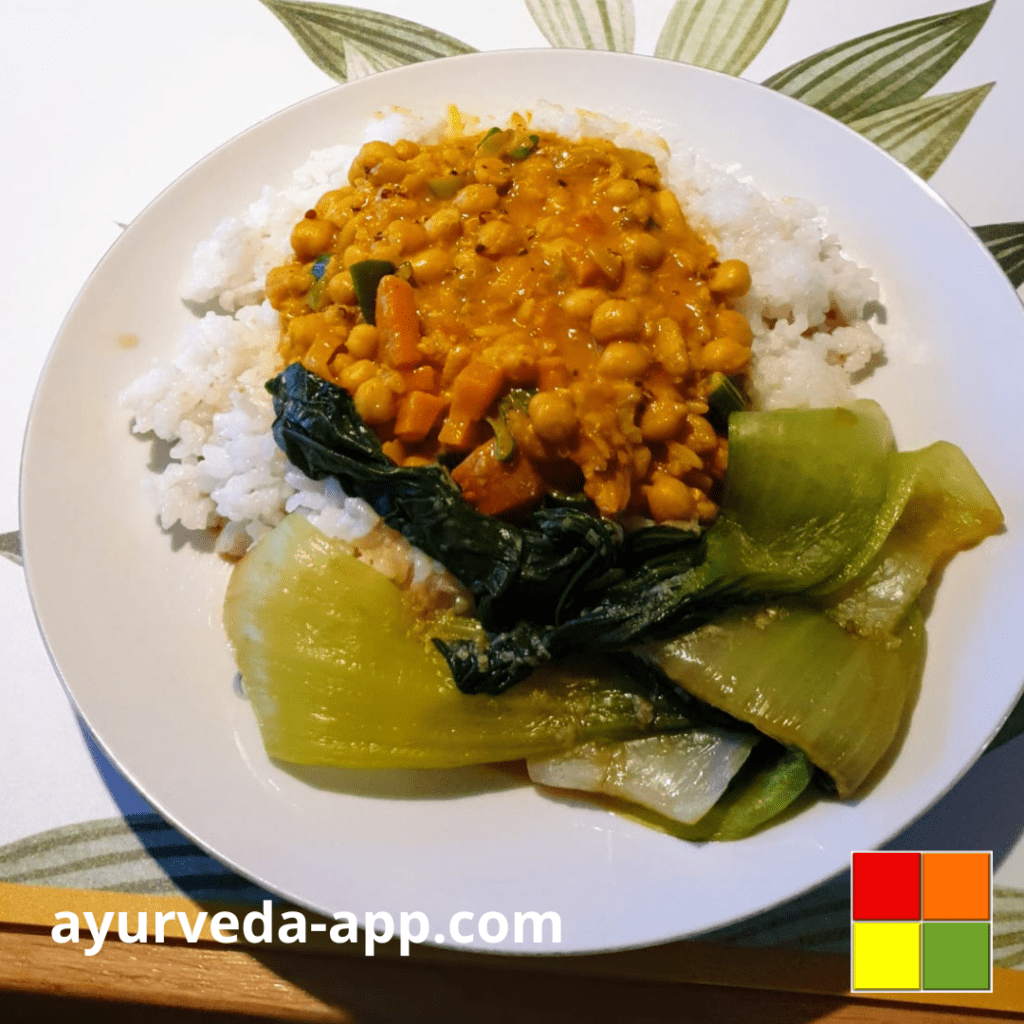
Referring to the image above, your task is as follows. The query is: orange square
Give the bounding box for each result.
[922,853,990,920]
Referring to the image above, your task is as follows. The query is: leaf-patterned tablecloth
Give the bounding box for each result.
[2,0,1022,960]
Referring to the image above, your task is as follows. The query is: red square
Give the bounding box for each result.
[853,852,921,920]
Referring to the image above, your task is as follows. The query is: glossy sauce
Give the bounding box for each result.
[266,123,753,523]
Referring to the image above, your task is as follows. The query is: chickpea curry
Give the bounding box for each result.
[265,121,753,524]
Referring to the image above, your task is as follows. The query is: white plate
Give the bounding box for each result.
[21,50,1024,954]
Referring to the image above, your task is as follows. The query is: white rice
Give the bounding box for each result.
[121,104,884,561]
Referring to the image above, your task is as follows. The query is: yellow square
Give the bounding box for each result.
[852,922,921,990]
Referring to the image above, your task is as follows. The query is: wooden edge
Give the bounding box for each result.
[2,882,1021,1013]
[4,929,1022,1024]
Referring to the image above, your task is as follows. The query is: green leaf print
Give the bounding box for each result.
[846,83,994,180]
[525,0,635,52]
[763,1,993,123]
[258,0,476,83]
[654,0,789,77]
[975,223,1024,289]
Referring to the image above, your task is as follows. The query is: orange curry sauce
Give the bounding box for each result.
[266,122,753,524]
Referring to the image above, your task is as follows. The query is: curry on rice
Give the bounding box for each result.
[265,123,753,524]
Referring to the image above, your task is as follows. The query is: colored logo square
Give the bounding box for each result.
[852,921,921,991]
[923,852,991,920]
[852,851,921,920]
[922,922,991,991]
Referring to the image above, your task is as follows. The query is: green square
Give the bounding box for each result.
[922,922,991,991]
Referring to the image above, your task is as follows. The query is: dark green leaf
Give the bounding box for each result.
[349,259,395,324]
[654,0,789,76]
[267,363,626,634]
[763,1,993,122]
[525,0,635,51]
[259,0,475,83]
[846,84,993,180]
[975,222,1024,289]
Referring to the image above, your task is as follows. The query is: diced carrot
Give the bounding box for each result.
[395,390,448,443]
[437,416,476,449]
[451,443,547,516]
[449,359,505,422]
[401,365,438,394]
[437,359,506,450]
[376,274,422,369]
[537,356,571,390]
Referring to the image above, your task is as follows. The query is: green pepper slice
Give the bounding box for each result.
[349,259,396,324]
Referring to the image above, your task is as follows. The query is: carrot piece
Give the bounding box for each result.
[451,443,547,516]
[376,274,422,369]
[395,390,448,443]
[436,417,475,449]
[450,360,505,421]
[437,359,506,449]
[401,365,438,394]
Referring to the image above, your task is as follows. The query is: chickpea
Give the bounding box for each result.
[604,177,641,205]
[621,196,653,229]
[645,474,697,522]
[591,299,642,342]
[329,351,354,378]
[652,189,685,230]
[699,337,751,374]
[343,245,371,268]
[528,390,577,444]
[473,156,513,189]
[454,183,500,215]
[425,207,463,243]
[368,240,402,264]
[348,141,397,184]
[384,219,429,256]
[534,216,565,240]
[665,441,704,476]
[367,157,408,187]
[560,288,605,319]
[410,248,452,285]
[265,263,311,306]
[393,139,420,160]
[476,219,520,257]
[339,359,379,393]
[621,232,663,270]
[696,496,719,523]
[651,316,689,376]
[287,312,327,350]
[334,215,361,251]
[709,259,752,299]
[685,413,718,455]
[326,270,356,306]
[346,323,379,360]
[353,376,397,425]
[315,188,359,227]
[597,342,652,379]
[640,399,687,442]
[715,308,754,346]
[632,165,660,188]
